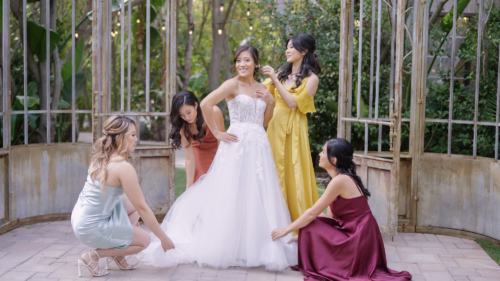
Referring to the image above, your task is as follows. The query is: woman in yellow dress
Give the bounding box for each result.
[261,34,321,224]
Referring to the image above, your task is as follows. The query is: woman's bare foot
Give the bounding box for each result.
[112,256,136,269]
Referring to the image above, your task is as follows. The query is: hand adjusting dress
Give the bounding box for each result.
[137,94,297,270]
[71,161,134,250]
[292,176,412,281]
[263,77,319,223]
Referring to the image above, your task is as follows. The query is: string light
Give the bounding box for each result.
[137,19,140,23]
[247,7,250,16]
[218,23,222,35]
[189,25,194,35]
[75,33,79,38]
[115,29,118,35]
[162,25,166,31]
[220,2,224,12]
[117,11,121,15]
[117,22,121,27]
[111,31,115,37]
[249,19,253,30]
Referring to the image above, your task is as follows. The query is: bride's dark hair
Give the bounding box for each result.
[230,44,260,78]
[170,91,204,150]
[277,34,321,90]
[326,138,370,197]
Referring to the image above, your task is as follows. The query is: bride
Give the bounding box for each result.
[137,45,297,270]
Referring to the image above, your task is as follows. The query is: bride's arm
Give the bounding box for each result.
[213,106,226,145]
[200,80,238,143]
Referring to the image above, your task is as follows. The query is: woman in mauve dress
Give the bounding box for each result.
[170,91,224,189]
[271,138,412,281]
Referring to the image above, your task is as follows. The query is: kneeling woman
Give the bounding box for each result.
[170,91,225,189]
[71,116,174,277]
[271,138,412,281]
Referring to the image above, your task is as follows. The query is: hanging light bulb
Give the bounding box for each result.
[111,31,115,37]
[75,33,79,38]
[117,22,121,27]
[218,23,222,35]
[220,2,224,12]
[249,20,253,31]
[118,11,121,15]
[247,7,250,16]
[162,25,166,31]
[189,25,194,35]
[115,29,119,35]
[137,19,140,24]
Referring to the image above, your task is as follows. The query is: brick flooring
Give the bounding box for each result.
[0,220,498,280]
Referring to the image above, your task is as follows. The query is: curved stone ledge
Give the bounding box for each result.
[0,144,174,233]
[416,153,500,243]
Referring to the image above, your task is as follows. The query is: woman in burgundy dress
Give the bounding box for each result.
[170,91,224,189]
[271,138,412,281]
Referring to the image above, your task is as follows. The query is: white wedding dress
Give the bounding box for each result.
[137,94,298,270]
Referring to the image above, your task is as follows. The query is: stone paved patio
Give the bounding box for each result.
[0,220,499,281]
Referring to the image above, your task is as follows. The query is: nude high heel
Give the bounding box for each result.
[77,250,108,277]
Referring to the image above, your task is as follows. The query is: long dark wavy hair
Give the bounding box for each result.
[230,44,260,79]
[326,138,370,197]
[169,91,205,150]
[277,34,321,91]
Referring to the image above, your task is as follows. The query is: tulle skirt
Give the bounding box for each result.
[137,123,298,271]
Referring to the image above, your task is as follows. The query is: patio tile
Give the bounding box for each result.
[422,271,454,281]
[0,221,498,281]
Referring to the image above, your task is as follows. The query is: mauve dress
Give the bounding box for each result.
[191,127,218,182]
[292,176,412,281]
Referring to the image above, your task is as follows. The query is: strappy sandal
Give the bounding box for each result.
[77,250,109,277]
[106,256,136,270]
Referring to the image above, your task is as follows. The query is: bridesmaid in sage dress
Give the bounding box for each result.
[271,138,412,281]
[71,115,175,277]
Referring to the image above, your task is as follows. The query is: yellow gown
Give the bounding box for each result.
[263,77,319,224]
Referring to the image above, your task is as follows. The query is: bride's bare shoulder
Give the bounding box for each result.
[222,77,239,87]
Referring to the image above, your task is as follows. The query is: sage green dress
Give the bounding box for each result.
[71,161,134,250]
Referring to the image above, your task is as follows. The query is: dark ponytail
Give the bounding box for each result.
[326,138,370,197]
[277,34,321,91]
[169,91,205,150]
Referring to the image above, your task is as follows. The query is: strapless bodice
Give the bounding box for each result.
[228,94,267,125]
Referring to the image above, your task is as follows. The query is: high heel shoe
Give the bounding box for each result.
[77,250,109,277]
[106,256,136,270]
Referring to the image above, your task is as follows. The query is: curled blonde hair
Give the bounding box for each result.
[89,115,136,193]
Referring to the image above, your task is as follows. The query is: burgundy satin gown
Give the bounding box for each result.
[292,177,412,281]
